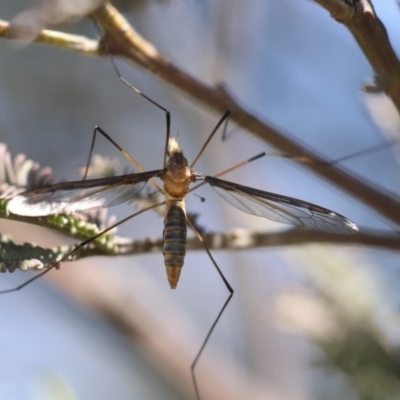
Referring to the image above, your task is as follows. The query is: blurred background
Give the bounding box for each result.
[0,1,400,399]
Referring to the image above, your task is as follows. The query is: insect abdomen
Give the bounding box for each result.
[163,203,187,289]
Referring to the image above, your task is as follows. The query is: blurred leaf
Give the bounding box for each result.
[0,233,65,273]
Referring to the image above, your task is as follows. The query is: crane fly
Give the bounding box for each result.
[5,117,359,400]
[7,110,358,289]
[3,25,358,399]
[4,111,358,400]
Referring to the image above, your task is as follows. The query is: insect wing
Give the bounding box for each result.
[204,176,358,234]
[8,170,162,217]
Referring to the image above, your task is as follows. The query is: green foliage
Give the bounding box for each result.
[0,144,122,272]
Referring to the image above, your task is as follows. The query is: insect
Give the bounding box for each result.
[2,17,359,400]
[6,113,358,287]
[5,110,357,399]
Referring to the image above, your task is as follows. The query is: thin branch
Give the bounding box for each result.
[313,0,400,113]
[109,228,400,255]
[90,3,400,227]
[1,205,114,243]
[1,3,400,228]
[0,19,99,54]
[314,0,358,20]
[2,227,398,273]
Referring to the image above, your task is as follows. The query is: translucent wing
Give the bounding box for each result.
[8,170,162,217]
[203,176,358,234]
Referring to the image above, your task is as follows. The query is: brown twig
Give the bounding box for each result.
[1,3,400,228]
[0,19,99,54]
[314,0,400,113]
[90,3,400,228]
[4,227,398,274]
[112,228,400,255]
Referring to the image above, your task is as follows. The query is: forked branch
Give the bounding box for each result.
[0,2,400,228]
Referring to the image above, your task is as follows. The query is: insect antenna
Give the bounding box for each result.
[189,151,267,194]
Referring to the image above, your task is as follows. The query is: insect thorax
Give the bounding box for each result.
[164,139,194,198]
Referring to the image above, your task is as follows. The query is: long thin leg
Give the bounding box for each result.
[221,110,230,141]
[186,216,234,400]
[112,72,171,170]
[326,140,400,165]
[93,20,171,169]
[190,111,231,169]
[0,201,165,295]
[85,126,163,192]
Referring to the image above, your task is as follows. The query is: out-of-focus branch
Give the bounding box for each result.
[95,228,400,255]
[0,19,99,54]
[2,144,396,273]
[2,227,398,274]
[1,3,400,228]
[314,0,400,113]
[90,3,400,227]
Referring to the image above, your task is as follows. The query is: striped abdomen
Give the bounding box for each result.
[163,202,187,289]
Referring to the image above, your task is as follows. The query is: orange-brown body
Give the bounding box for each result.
[162,139,195,289]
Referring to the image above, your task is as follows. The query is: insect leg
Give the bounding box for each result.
[0,201,165,295]
[190,111,231,169]
[94,20,171,169]
[84,126,163,192]
[185,216,234,400]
